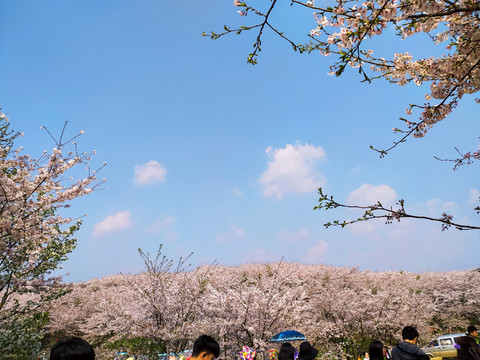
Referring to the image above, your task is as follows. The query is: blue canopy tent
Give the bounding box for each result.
[270,330,307,342]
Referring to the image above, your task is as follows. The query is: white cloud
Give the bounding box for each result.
[93,210,133,237]
[259,143,326,199]
[305,239,328,264]
[146,214,176,234]
[277,228,311,243]
[424,198,458,215]
[401,198,459,221]
[469,189,480,204]
[134,160,167,185]
[347,217,476,272]
[344,184,397,234]
[230,225,246,238]
[347,183,397,206]
[233,188,244,197]
[348,197,459,235]
[385,220,418,241]
[216,225,246,244]
[242,248,278,263]
[350,165,364,175]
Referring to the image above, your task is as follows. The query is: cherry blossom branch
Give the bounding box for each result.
[370,119,425,156]
[208,0,480,153]
[434,145,480,170]
[314,187,480,230]
[373,54,480,155]
[248,0,279,64]
[406,5,480,19]
[203,0,306,64]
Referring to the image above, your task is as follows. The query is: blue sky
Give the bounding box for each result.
[0,1,478,282]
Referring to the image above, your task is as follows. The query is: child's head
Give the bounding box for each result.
[192,335,220,360]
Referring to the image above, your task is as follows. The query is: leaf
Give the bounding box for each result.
[335,64,345,77]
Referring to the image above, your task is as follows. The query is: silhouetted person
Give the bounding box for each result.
[278,343,296,360]
[457,326,480,360]
[50,336,95,360]
[298,342,318,360]
[369,340,387,360]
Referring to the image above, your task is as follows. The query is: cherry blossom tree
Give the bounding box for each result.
[199,262,309,352]
[48,246,214,358]
[118,246,211,355]
[297,266,429,358]
[305,267,480,357]
[205,0,480,231]
[419,270,480,333]
[0,112,103,359]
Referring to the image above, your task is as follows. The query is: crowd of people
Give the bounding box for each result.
[48,325,480,360]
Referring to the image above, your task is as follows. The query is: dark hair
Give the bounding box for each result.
[369,340,384,360]
[467,326,478,334]
[402,326,419,341]
[192,335,220,358]
[50,337,95,360]
[278,343,296,360]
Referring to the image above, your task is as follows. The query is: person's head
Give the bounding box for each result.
[402,326,419,343]
[50,336,95,360]
[298,342,318,360]
[467,326,478,337]
[278,343,296,360]
[192,335,220,360]
[368,340,384,360]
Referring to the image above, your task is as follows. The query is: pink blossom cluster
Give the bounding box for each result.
[300,0,480,136]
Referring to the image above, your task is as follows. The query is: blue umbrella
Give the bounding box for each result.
[270,330,307,342]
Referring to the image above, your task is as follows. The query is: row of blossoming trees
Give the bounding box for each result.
[46,248,480,359]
